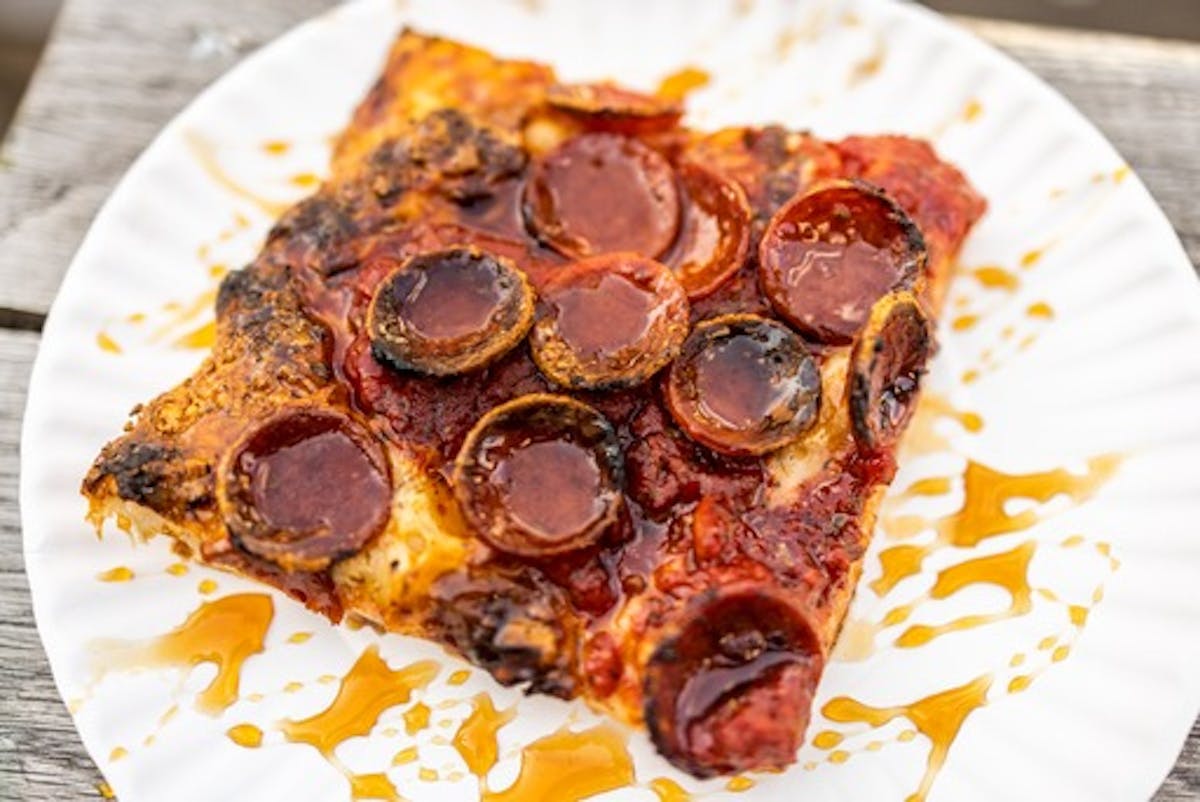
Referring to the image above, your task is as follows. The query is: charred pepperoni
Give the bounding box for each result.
[218,409,391,572]
[644,586,824,777]
[530,253,690,390]
[849,290,934,450]
[523,133,681,259]
[666,315,821,456]
[546,82,683,135]
[664,162,752,299]
[367,246,535,376]
[453,395,623,557]
[758,181,926,345]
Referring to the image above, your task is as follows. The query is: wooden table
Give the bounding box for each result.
[1,2,1197,799]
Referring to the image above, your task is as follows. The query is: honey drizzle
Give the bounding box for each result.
[279,646,438,755]
[183,130,289,217]
[648,776,692,802]
[656,67,711,101]
[451,693,516,779]
[402,701,431,735]
[480,725,634,802]
[227,723,263,748]
[824,675,992,802]
[97,566,134,583]
[347,771,403,801]
[89,593,273,715]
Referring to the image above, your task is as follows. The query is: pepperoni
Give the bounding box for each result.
[453,395,623,557]
[644,586,824,777]
[666,315,821,457]
[663,162,752,299]
[218,409,391,572]
[758,181,926,345]
[546,82,683,135]
[849,290,934,451]
[530,253,690,390]
[522,133,681,259]
[366,246,535,376]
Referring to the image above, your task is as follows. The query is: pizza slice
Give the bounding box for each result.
[83,30,985,777]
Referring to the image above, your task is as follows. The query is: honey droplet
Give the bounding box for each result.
[951,314,978,332]
[1008,675,1032,694]
[287,632,313,644]
[1026,301,1054,320]
[166,563,188,577]
[895,541,1036,648]
[419,768,439,782]
[727,775,757,791]
[403,701,431,735]
[183,131,289,217]
[648,776,692,802]
[656,67,710,101]
[262,140,291,156]
[97,782,115,799]
[903,477,952,497]
[1010,653,1026,668]
[1020,249,1043,268]
[348,772,401,802]
[108,746,128,762]
[1051,645,1071,663]
[227,723,263,748]
[89,593,273,714]
[971,265,1018,291]
[284,681,303,694]
[898,729,917,742]
[392,746,419,766]
[828,750,850,765]
[866,740,883,752]
[174,321,217,350]
[961,99,983,123]
[961,369,980,385]
[1068,605,1089,627]
[812,730,844,750]
[823,675,992,802]
[96,332,123,354]
[290,172,321,189]
[453,693,516,778]
[197,578,218,595]
[481,725,633,802]
[208,263,229,278]
[280,646,438,755]
[1113,165,1131,183]
[447,669,471,686]
[97,566,134,583]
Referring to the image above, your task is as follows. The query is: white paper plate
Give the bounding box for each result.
[21,1,1200,800]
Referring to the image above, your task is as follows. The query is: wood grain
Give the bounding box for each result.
[0,1,1197,800]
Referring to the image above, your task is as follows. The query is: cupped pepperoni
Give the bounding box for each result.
[644,585,825,777]
[453,394,623,557]
[530,253,690,390]
[218,409,391,573]
[663,162,752,299]
[546,82,683,135]
[666,315,821,457]
[523,133,681,259]
[758,181,926,345]
[366,246,535,376]
[849,290,934,451]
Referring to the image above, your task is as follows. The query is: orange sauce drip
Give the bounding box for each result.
[90,593,273,714]
[262,140,291,156]
[403,701,431,735]
[727,776,756,791]
[452,693,516,779]
[183,130,289,217]
[847,35,887,87]
[290,172,322,189]
[150,286,219,344]
[1020,249,1043,268]
[97,566,134,582]
[447,669,470,686]
[174,321,217,350]
[823,675,992,802]
[280,646,438,755]
[481,725,634,802]
[1026,301,1055,320]
[970,265,1018,291]
[392,746,419,766]
[895,541,1035,648]
[812,730,844,749]
[96,332,122,354]
[648,777,692,802]
[347,772,402,801]
[875,456,1119,593]
[197,578,218,595]
[108,746,128,761]
[656,67,711,101]
[287,632,313,644]
[166,563,188,577]
[951,314,978,332]
[227,723,263,748]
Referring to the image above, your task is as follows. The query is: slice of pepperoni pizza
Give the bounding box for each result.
[83,30,985,777]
